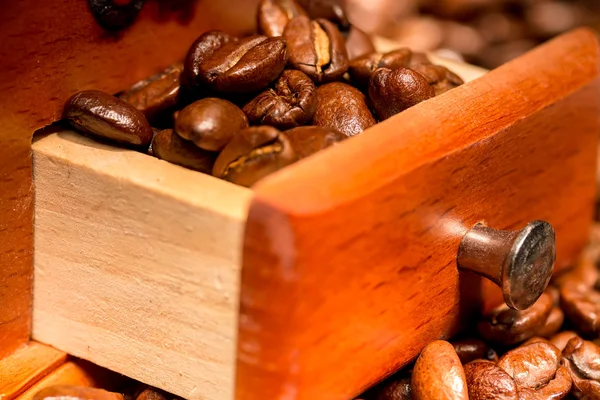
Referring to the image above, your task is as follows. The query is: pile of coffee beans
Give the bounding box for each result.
[62,0,464,188]
[353,234,600,399]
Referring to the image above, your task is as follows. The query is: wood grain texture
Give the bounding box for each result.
[31,131,251,400]
[236,28,600,400]
[0,342,67,400]
[0,0,258,359]
[16,361,124,400]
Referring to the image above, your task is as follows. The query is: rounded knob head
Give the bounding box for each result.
[503,220,556,310]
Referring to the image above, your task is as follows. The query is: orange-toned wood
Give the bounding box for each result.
[237,28,600,400]
[0,0,258,358]
[0,342,67,400]
[15,360,125,400]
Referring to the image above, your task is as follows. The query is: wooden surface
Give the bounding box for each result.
[32,131,252,400]
[0,342,67,400]
[0,0,259,359]
[237,28,600,400]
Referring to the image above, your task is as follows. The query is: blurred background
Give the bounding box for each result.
[344,0,600,69]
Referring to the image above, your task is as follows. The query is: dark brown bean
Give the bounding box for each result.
[285,126,346,158]
[550,331,579,352]
[212,126,296,187]
[373,376,413,400]
[152,129,217,174]
[257,0,307,37]
[283,16,349,83]
[63,90,153,148]
[182,31,235,94]
[560,284,600,336]
[174,98,248,152]
[411,340,468,400]
[563,336,600,381]
[497,342,562,389]
[313,82,375,136]
[409,64,464,96]
[297,0,349,29]
[242,69,317,129]
[119,64,182,124]
[477,291,554,345]
[534,307,565,339]
[562,357,600,400]
[344,26,375,61]
[198,36,288,93]
[464,360,518,400]
[33,386,124,400]
[452,339,498,364]
[369,67,435,121]
[135,388,167,400]
[348,48,413,88]
[516,365,572,400]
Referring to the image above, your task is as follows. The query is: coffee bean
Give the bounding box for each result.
[344,26,375,61]
[550,331,579,352]
[198,36,288,93]
[135,388,167,400]
[451,339,498,364]
[313,82,375,136]
[411,340,468,400]
[554,256,599,292]
[409,64,464,96]
[498,341,562,389]
[478,290,554,345]
[257,0,308,37]
[516,365,572,400]
[152,129,217,174]
[212,126,296,187]
[63,90,153,148]
[348,48,414,88]
[373,376,413,400]
[283,16,349,83]
[369,67,435,121]
[243,69,317,129]
[534,307,565,339]
[33,386,123,400]
[560,284,600,336]
[297,0,349,29]
[285,126,346,158]
[563,336,600,381]
[174,98,248,152]
[182,31,235,94]
[464,360,518,400]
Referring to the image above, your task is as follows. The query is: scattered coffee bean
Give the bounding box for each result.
[372,376,413,400]
[560,284,600,336]
[348,48,415,88]
[63,90,153,149]
[212,126,296,187]
[410,63,464,96]
[257,0,308,37]
[369,67,435,121]
[452,338,498,364]
[344,26,376,60]
[551,331,579,352]
[33,386,123,400]
[297,0,349,29]
[174,98,248,152]
[563,336,600,381]
[464,360,518,400]
[283,16,349,83]
[285,125,346,158]
[516,365,572,400]
[534,306,565,339]
[313,82,375,136]
[243,69,317,129]
[152,129,217,174]
[497,341,562,389]
[119,64,182,125]
[198,36,288,93]
[411,340,468,400]
[135,388,167,400]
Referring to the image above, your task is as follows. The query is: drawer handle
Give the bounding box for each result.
[457,221,556,310]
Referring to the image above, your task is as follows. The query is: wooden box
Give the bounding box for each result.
[1,1,599,400]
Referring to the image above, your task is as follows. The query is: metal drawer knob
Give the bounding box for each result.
[457,221,556,310]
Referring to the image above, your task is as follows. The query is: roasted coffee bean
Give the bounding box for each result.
[33,386,123,400]
[242,69,317,129]
[63,90,153,148]
[534,307,565,339]
[135,388,167,400]
[183,31,235,93]
[497,341,562,389]
[313,82,375,136]
[152,129,217,174]
[257,0,307,37]
[516,366,572,400]
[452,339,498,364]
[285,126,346,158]
[560,284,600,336]
[478,290,554,345]
[348,48,413,88]
[410,63,464,96]
[464,360,518,400]
[283,16,349,83]
[369,67,435,121]
[551,331,579,352]
[344,26,375,61]
[174,98,248,152]
[411,340,468,400]
[198,36,288,93]
[373,376,413,400]
[119,64,182,125]
[563,336,600,381]
[554,256,599,292]
[212,126,296,187]
[297,0,349,28]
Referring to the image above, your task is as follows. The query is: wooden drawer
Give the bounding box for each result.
[1,1,599,400]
